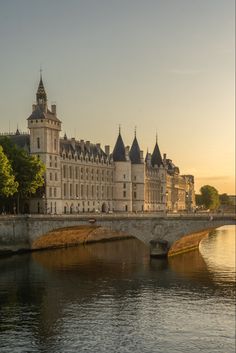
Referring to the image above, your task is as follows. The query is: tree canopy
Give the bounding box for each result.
[219,193,232,206]
[0,137,45,198]
[0,145,18,197]
[199,185,220,210]
[0,137,45,212]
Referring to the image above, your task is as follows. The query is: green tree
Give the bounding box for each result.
[0,146,18,197]
[200,185,220,210]
[195,194,203,206]
[219,193,232,206]
[0,137,45,212]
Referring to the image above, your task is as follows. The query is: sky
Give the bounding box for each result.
[0,0,235,194]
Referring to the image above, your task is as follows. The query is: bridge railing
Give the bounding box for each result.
[0,212,235,221]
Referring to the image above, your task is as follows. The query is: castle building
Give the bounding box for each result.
[3,76,195,214]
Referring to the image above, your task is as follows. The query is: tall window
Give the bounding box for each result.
[70,184,72,197]
[37,137,40,149]
[63,165,66,178]
[63,183,66,197]
[81,184,84,198]
[54,139,57,151]
[92,185,94,198]
[69,166,73,179]
[76,184,79,197]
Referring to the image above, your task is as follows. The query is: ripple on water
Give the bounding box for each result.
[0,228,235,353]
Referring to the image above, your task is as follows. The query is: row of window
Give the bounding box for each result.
[31,119,60,126]
[62,165,113,182]
[62,153,110,165]
[63,183,114,199]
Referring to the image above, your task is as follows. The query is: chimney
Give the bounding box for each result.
[105,145,110,156]
[51,104,56,115]
[96,143,101,149]
[163,153,167,160]
[32,104,36,112]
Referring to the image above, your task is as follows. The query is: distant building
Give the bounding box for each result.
[2,75,195,214]
[228,195,236,206]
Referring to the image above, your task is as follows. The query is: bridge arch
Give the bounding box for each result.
[31,224,133,251]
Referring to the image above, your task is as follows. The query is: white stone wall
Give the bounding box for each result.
[113,161,132,211]
[60,157,114,214]
[131,164,145,211]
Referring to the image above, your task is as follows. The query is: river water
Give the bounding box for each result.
[0,225,235,353]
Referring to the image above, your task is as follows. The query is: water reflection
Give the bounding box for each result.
[200,225,235,284]
[0,227,235,353]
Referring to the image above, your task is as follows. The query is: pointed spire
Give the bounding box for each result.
[36,69,47,106]
[15,124,20,135]
[112,130,126,161]
[151,136,163,167]
[129,130,141,164]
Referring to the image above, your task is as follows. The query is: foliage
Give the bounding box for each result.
[199,185,220,210]
[0,137,45,198]
[195,194,202,206]
[219,193,232,206]
[0,146,18,197]
[0,137,45,213]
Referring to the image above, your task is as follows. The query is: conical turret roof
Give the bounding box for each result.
[112,132,126,161]
[151,142,163,167]
[129,136,141,164]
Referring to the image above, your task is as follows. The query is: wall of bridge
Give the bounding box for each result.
[0,214,234,255]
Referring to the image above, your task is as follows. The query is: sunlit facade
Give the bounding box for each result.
[4,77,195,214]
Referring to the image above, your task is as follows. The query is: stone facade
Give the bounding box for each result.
[4,76,195,214]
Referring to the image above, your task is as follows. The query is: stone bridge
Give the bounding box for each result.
[0,213,235,257]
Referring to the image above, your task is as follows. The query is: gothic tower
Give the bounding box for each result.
[27,74,62,214]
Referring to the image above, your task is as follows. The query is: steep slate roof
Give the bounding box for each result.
[112,133,126,162]
[28,106,60,121]
[129,136,141,164]
[151,142,163,167]
[60,139,107,160]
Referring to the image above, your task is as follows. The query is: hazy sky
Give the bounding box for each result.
[0,0,235,194]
